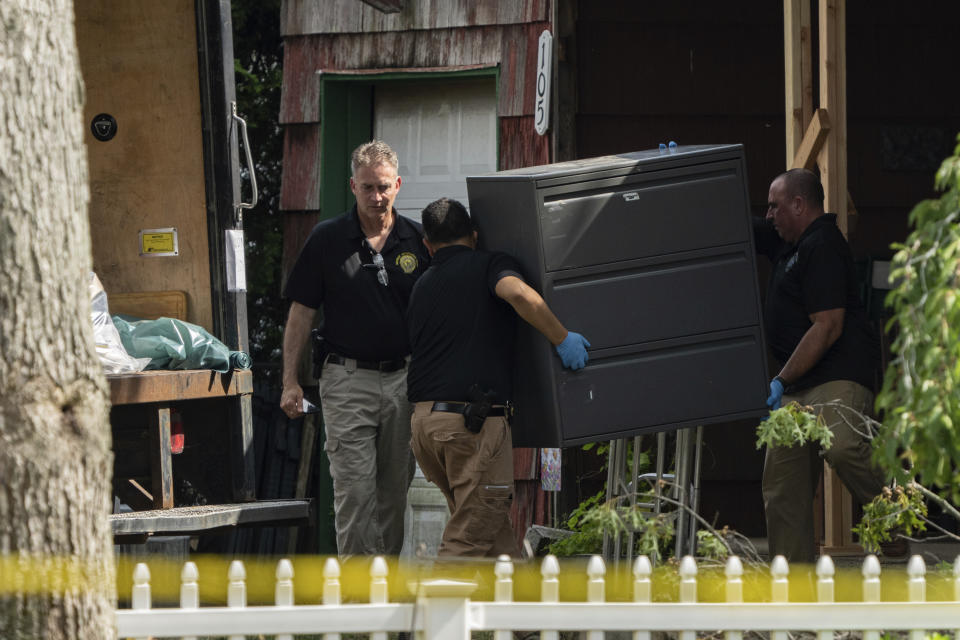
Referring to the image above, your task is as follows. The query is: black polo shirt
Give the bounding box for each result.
[406,245,523,404]
[755,214,878,392]
[283,206,429,361]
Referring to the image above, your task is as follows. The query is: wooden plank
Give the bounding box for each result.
[229,394,258,503]
[783,0,812,167]
[108,369,253,405]
[281,0,549,36]
[280,36,325,124]
[820,464,861,555]
[108,290,187,321]
[149,405,174,509]
[117,479,155,512]
[800,3,813,147]
[784,0,801,165]
[294,414,318,500]
[792,108,831,170]
[813,0,854,548]
[288,412,319,554]
[837,0,850,227]
[817,0,846,234]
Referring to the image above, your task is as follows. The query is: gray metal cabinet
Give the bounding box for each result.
[467,144,769,446]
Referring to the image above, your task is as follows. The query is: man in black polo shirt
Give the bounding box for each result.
[280,140,429,556]
[407,198,589,557]
[757,168,884,563]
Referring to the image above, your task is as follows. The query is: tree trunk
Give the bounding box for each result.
[0,1,116,639]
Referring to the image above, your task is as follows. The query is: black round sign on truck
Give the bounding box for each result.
[90,113,117,141]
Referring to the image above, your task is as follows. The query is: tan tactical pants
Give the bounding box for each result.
[762,379,886,563]
[410,401,519,558]
[319,359,415,557]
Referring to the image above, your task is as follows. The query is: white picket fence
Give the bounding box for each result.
[116,553,960,639]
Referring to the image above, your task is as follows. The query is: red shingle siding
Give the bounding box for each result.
[280,211,321,292]
[281,28,517,125]
[280,124,322,211]
[497,22,550,117]
[281,23,551,124]
[499,115,550,170]
[281,0,549,36]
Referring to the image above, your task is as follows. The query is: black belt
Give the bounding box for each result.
[431,401,513,417]
[326,353,406,373]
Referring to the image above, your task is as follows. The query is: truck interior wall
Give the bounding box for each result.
[76,0,214,330]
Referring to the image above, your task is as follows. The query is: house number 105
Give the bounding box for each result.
[535,30,553,136]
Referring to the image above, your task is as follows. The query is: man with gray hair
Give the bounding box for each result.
[281,140,429,556]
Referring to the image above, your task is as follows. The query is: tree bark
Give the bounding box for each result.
[0,1,116,639]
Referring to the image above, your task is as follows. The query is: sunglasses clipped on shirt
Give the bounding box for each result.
[362,247,389,287]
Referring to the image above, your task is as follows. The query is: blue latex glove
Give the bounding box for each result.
[556,332,590,370]
[766,377,785,411]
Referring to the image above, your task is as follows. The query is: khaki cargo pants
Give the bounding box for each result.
[762,379,886,563]
[319,359,415,557]
[411,401,519,558]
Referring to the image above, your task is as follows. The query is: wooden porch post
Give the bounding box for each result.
[783,0,860,555]
[817,0,848,235]
[784,0,813,166]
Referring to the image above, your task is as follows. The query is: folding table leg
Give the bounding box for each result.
[229,393,256,502]
[148,404,174,509]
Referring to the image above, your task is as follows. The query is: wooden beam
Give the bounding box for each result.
[117,479,155,512]
[821,464,862,554]
[784,0,813,166]
[288,412,319,554]
[108,369,253,405]
[792,107,831,170]
[816,0,857,553]
[148,405,174,509]
[838,1,852,228]
[800,4,813,142]
[229,394,257,503]
[817,0,848,235]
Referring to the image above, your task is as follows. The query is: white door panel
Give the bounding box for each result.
[375,79,497,221]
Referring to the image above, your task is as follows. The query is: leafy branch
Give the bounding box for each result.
[853,484,928,553]
[874,133,960,501]
[758,401,960,552]
[549,477,763,567]
[755,401,834,451]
